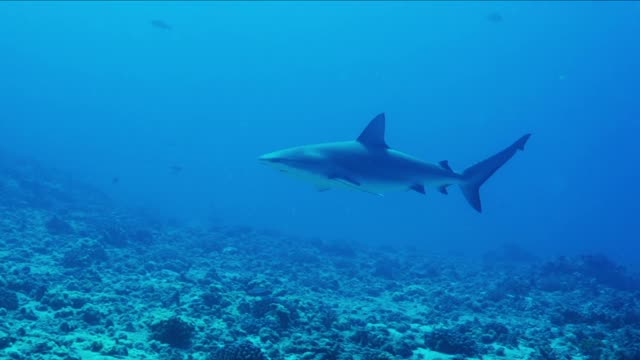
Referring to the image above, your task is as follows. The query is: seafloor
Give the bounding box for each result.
[1,157,639,360]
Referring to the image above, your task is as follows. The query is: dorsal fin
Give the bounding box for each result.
[357,113,388,148]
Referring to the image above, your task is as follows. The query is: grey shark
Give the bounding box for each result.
[259,113,530,212]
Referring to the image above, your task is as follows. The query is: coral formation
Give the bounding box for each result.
[209,341,268,360]
[1,154,639,359]
[150,316,195,349]
[0,288,19,311]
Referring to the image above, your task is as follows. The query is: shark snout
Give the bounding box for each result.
[258,153,282,164]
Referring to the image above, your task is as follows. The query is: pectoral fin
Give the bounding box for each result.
[327,174,383,196]
[328,174,361,187]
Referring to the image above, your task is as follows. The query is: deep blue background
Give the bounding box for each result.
[1,2,638,265]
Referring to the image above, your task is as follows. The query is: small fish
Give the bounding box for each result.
[111,177,119,184]
[151,19,172,31]
[170,165,183,174]
[486,12,503,23]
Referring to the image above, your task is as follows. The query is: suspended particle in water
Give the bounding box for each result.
[486,12,503,23]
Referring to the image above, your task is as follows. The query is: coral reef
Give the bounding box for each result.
[209,341,268,360]
[0,288,19,311]
[1,153,639,359]
[150,316,195,349]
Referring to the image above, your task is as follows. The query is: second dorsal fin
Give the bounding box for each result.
[439,160,453,172]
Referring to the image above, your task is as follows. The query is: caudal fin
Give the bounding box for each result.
[460,134,531,212]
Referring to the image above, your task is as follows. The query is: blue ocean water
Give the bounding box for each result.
[1,1,638,267]
[4,3,640,359]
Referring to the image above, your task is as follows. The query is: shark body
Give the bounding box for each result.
[259,113,530,212]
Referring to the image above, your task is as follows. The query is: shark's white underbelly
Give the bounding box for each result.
[282,164,459,195]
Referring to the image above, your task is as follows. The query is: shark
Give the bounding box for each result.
[259,113,530,212]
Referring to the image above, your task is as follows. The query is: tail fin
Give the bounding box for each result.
[460,134,531,212]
